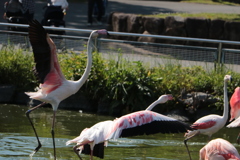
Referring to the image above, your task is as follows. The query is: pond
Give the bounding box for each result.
[0,104,239,160]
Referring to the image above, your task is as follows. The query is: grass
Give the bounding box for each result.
[181,0,240,5]
[152,13,240,22]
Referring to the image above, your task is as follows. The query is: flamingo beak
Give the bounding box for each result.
[97,29,110,36]
[168,94,174,100]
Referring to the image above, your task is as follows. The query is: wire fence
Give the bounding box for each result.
[1,22,240,72]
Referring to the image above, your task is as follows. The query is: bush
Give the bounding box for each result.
[1,46,239,115]
[0,45,36,91]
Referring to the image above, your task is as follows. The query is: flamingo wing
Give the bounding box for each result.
[108,110,191,139]
[191,120,216,130]
[28,20,51,83]
[227,116,240,128]
[230,87,240,121]
[28,20,65,94]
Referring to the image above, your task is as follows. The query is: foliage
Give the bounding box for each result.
[1,46,240,115]
[0,44,36,91]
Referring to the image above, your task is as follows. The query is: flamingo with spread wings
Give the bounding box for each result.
[66,94,192,159]
[26,20,109,159]
[199,138,240,160]
[184,75,232,160]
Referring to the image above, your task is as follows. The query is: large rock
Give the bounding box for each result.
[223,21,240,49]
[163,16,186,44]
[208,19,225,47]
[138,17,165,43]
[138,30,158,43]
[209,19,225,40]
[111,12,129,39]
[127,14,143,41]
[185,17,210,46]
[142,17,164,35]
[109,13,240,49]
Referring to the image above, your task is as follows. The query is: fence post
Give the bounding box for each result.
[217,42,223,70]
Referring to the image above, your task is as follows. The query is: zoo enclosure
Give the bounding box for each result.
[1,22,240,72]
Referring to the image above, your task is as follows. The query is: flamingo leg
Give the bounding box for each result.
[237,132,240,144]
[51,110,57,160]
[73,145,83,160]
[184,139,192,160]
[25,102,47,157]
[184,131,200,160]
[90,150,93,160]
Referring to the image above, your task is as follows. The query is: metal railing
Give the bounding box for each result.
[1,22,240,72]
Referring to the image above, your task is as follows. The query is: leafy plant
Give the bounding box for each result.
[1,45,240,115]
[0,44,36,91]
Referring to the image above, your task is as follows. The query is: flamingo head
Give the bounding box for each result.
[157,94,173,103]
[91,29,109,38]
[224,75,232,82]
[230,87,240,121]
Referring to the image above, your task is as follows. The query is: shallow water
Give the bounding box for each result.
[0,104,239,160]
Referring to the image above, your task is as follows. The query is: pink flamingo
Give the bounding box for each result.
[199,138,240,160]
[184,75,232,160]
[66,120,114,160]
[26,20,109,159]
[66,94,192,159]
[227,87,240,143]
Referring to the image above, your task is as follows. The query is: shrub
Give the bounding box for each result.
[0,45,36,91]
[1,45,240,115]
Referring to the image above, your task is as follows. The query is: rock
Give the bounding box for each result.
[185,17,210,46]
[111,12,129,39]
[163,16,186,44]
[109,13,240,49]
[138,30,158,43]
[223,21,240,49]
[179,91,218,113]
[209,19,225,40]
[208,19,225,47]
[127,14,143,41]
[142,17,164,35]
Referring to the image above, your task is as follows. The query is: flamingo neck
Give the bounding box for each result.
[222,80,229,120]
[145,100,159,111]
[75,33,94,89]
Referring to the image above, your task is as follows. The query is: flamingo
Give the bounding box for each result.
[66,94,192,159]
[199,138,240,160]
[66,120,114,160]
[227,87,240,143]
[184,75,232,160]
[25,20,109,159]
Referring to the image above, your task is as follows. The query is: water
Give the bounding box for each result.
[0,104,239,160]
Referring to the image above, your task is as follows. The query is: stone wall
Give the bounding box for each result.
[107,12,240,49]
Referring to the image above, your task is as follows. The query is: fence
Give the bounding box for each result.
[1,22,240,72]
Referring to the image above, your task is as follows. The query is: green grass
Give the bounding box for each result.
[151,12,240,22]
[182,0,240,5]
